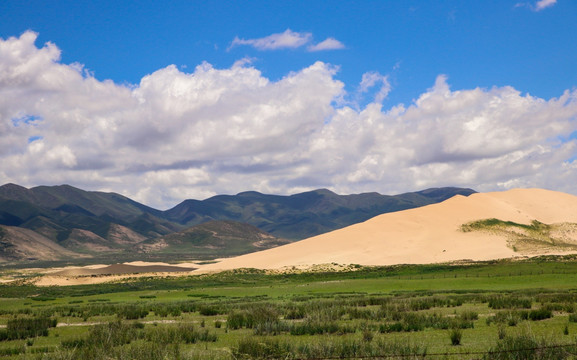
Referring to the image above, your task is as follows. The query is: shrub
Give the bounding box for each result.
[117,304,149,320]
[234,337,291,359]
[497,325,506,340]
[284,307,305,319]
[449,328,462,346]
[0,316,57,340]
[199,306,220,316]
[483,333,575,360]
[380,322,404,333]
[528,308,552,321]
[289,320,341,335]
[0,346,25,357]
[89,320,142,347]
[362,329,374,343]
[61,337,87,349]
[460,310,479,321]
[488,296,532,310]
[144,323,217,344]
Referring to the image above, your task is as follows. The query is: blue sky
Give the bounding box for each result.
[1,0,577,208]
[3,1,575,103]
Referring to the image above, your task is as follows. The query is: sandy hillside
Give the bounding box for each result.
[198,188,577,271]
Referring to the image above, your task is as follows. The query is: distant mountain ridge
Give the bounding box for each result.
[0,183,475,263]
[165,187,477,239]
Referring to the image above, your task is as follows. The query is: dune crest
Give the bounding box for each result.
[198,188,577,271]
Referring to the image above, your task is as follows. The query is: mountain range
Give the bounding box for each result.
[0,183,475,263]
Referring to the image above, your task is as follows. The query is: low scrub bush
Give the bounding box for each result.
[233,336,428,360]
[460,310,479,321]
[449,328,462,346]
[88,320,141,348]
[488,296,532,310]
[0,316,57,340]
[483,333,576,360]
[234,337,292,359]
[117,304,149,320]
[199,305,221,316]
[379,312,472,333]
[528,308,553,321]
[0,345,25,357]
[145,323,217,344]
[227,305,281,333]
[289,320,343,335]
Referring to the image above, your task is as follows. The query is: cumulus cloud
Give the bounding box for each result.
[2,31,577,209]
[230,29,345,52]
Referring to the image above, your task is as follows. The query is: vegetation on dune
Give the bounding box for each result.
[461,218,577,252]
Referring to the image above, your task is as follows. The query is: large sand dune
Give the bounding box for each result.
[199,189,577,271]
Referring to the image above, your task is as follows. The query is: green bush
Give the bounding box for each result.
[117,304,149,320]
[449,328,462,346]
[488,296,532,309]
[0,316,57,340]
[528,308,552,321]
[234,337,291,359]
[483,333,575,360]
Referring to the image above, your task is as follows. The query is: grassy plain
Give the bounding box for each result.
[2,256,577,359]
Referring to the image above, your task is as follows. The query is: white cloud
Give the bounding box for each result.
[2,31,577,209]
[229,30,345,52]
[308,38,345,52]
[535,0,557,11]
[358,72,391,103]
[230,29,312,50]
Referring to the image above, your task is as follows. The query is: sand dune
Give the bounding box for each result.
[199,188,577,271]
[52,263,197,277]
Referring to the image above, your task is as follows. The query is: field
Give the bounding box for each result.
[2,256,577,359]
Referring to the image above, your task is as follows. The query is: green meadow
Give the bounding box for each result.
[2,256,577,359]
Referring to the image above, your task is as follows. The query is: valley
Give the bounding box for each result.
[3,186,577,358]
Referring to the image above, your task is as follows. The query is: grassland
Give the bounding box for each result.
[2,256,577,359]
